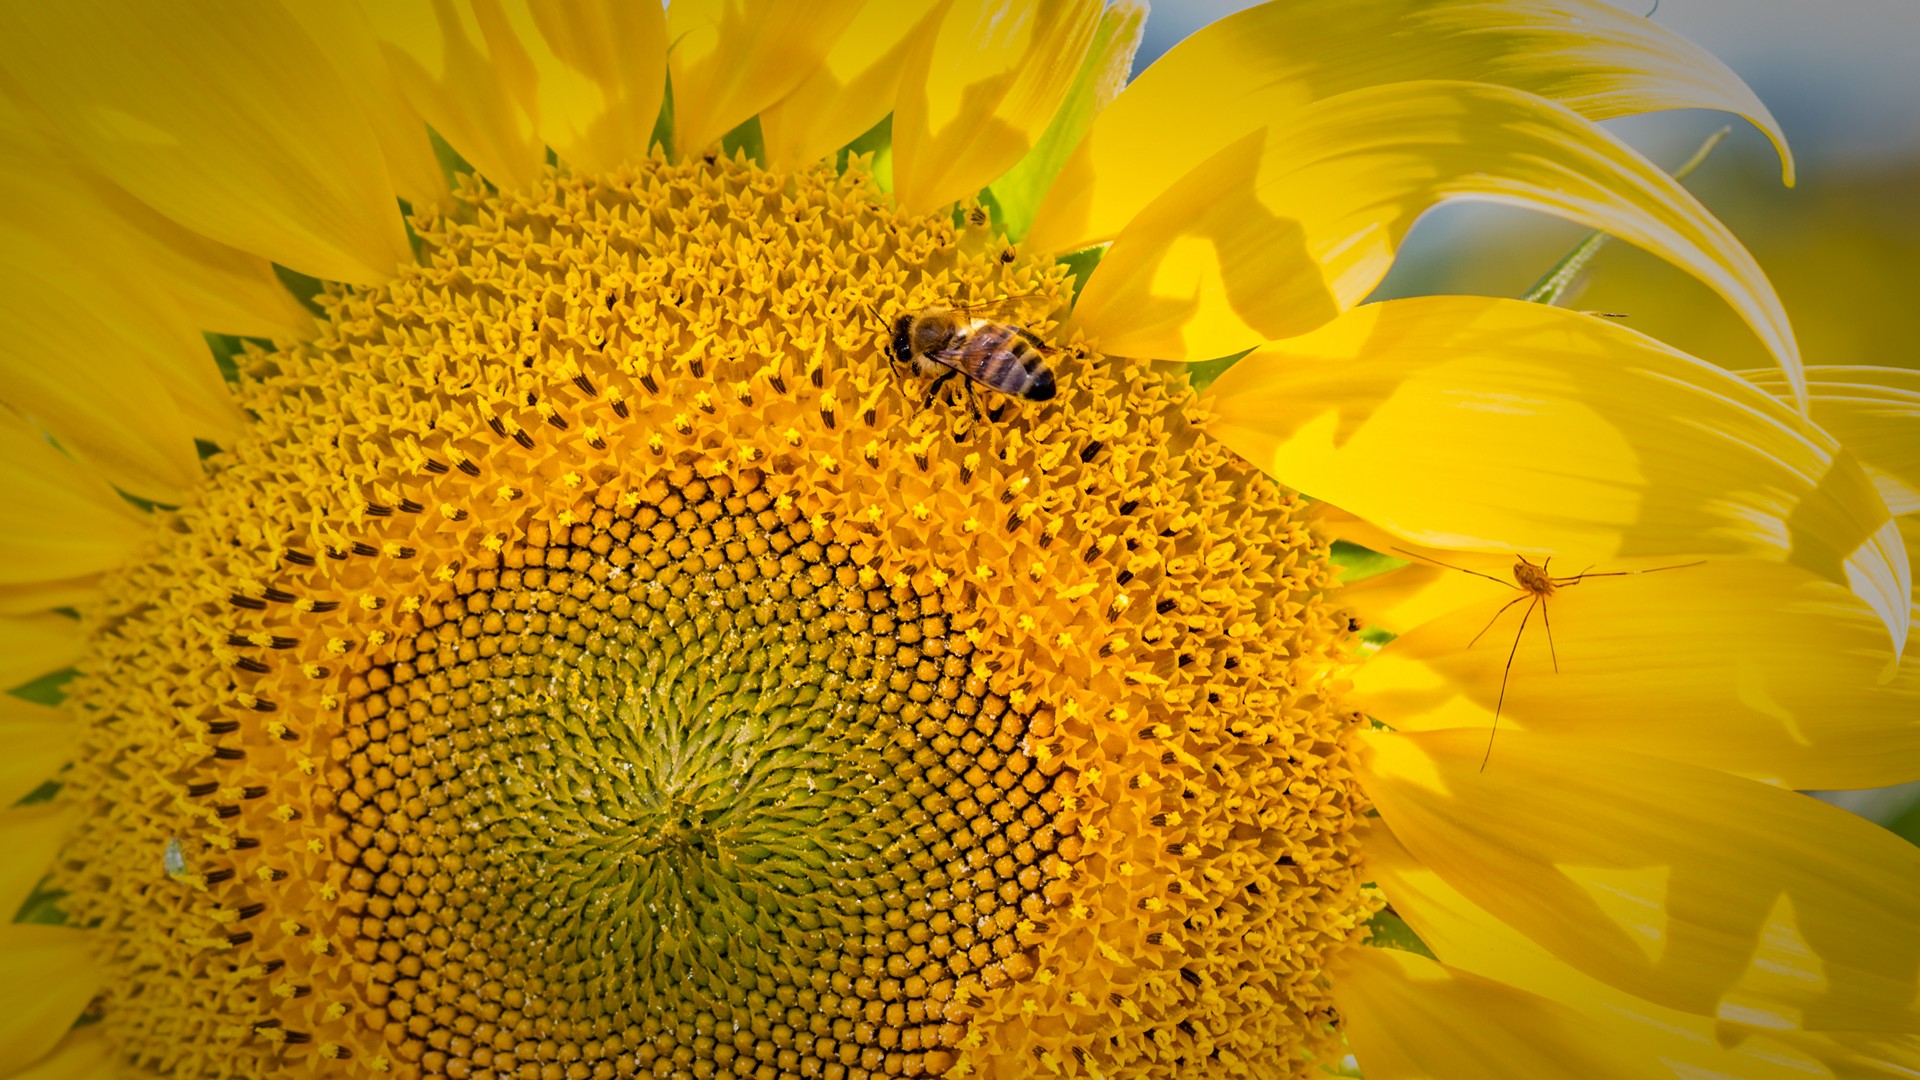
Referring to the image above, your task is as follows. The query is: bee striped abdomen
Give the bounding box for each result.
[953,323,1054,399]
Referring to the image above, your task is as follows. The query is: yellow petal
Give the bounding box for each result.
[1313,508,1502,632]
[364,0,544,192]
[472,0,668,175]
[1744,366,1920,516]
[0,925,103,1076]
[890,0,1103,214]
[0,804,76,925]
[1369,827,1920,1080]
[0,0,411,284]
[1342,563,1490,636]
[1334,944,1662,1079]
[0,613,83,693]
[0,221,241,445]
[282,0,449,206]
[13,1029,117,1080]
[1028,0,1791,257]
[0,98,310,340]
[62,177,312,342]
[0,414,149,590]
[985,0,1145,240]
[0,580,112,619]
[1905,514,1920,573]
[1208,297,1906,650]
[666,0,865,156]
[1071,79,1799,396]
[758,0,943,171]
[0,697,74,808]
[0,229,213,501]
[1361,728,1920,1032]
[1353,558,1920,789]
[0,104,250,440]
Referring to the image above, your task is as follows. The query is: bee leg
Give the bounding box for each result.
[926,369,957,406]
[966,384,988,425]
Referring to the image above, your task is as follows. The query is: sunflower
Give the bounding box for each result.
[2,1,1916,1078]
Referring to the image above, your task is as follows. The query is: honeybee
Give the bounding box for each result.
[881,296,1059,402]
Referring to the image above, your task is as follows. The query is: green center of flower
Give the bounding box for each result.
[340,496,1061,1071]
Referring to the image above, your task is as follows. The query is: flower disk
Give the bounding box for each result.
[57,155,1371,1079]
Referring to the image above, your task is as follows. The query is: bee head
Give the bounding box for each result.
[889,314,914,365]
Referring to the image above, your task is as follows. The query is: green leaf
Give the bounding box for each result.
[9,669,75,707]
[1886,793,1920,849]
[840,114,894,193]
[1330,541,1404,583]
[1364,909,1437,960]
[14,880,67,925]
[428,124,480,184]
[720,116,766,165]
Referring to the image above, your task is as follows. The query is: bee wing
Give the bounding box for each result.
[947,292,1057,324]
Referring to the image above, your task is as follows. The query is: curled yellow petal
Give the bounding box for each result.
[891,0,1103,214]
[1361,728,1920,1033]
[667,0,865,155]
[758,0,942,170]
[1333,944,1661,1079]
[1353,557,1920,789]
[0,925,103,1077]
[1071,79,1800,397]
[1369,827,1920,1080]
[0,0,411,284]
[1744,366,1920,516]
[1208,296,1905,650]
[1028,0,1791,256]
[0,697,73,808]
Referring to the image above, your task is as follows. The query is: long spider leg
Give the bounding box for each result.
[1390,547,1520,590]
[1468,593,1530,648]
[1483,596,1539,772]
[1553,559,1706,585]
[1541,597,1558,674]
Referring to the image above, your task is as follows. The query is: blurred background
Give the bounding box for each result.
[1137,1,1920,833]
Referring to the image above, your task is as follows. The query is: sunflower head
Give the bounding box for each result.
[53,149,1365,1078]
[10,3,1916,1079]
